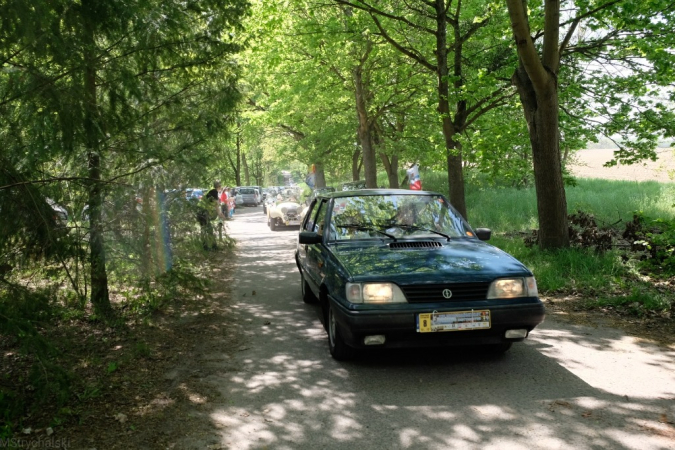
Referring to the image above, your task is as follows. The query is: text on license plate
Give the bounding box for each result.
[417,310,491,333]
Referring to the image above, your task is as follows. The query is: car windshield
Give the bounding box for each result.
[277,190,299,202]
[328,194,473,241]
[240,188,255,195]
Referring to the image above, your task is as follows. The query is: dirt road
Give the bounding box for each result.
[172,206,675,450]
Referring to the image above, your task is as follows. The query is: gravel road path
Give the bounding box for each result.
[174,206,675,450]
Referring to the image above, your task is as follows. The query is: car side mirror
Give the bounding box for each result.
[299,231,323,245]
[474,228,491,241]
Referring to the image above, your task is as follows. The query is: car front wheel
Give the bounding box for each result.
[270,217,277,231]
[328,303,356,361]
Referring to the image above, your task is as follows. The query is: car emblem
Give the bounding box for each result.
[442,289,452,299]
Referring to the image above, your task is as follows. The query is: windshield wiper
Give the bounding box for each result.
[337,224,397,241]
[395,224,452,241]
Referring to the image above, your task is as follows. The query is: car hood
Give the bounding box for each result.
[331,240,531,283]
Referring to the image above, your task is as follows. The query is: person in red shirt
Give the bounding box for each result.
[219,186,230,219]
[227,188,236,218]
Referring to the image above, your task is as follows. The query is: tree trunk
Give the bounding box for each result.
[253,155,264,185]
[141,186,153,277]
[83,2,113,318]
[513,66,569,248]
[242,152,250,186]
[507,0,569,249]
[380,152,399,188]
[235,131,242,186]
[353,65,377,188]
[314,163,327,188]
[434,0,467,219]
[351,145,362,181]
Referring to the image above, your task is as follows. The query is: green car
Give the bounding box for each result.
[295,189,545,360]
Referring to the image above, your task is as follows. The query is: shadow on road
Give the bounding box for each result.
[182,207,675,449]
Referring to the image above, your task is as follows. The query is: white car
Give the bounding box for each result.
[267,193,303,231]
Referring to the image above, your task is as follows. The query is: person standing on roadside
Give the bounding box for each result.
[228,188,236,218]
[197,181,226,250]
[220,186,230,220]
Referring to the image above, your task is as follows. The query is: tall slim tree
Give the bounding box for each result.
[506,0,675,248]
[0,0,248,315]
[506,0,569,248]
[334,0,517,219]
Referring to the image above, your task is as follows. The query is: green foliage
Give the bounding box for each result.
[626,212,675,275]
[133,342,151,359]
[594,283,673,313]
[117,264,208,317]
[106,362,118,374]
[493,235,628,293]
[0,390,19,439]
[417,171,675,314]
[0,285,71,434]
[1,0,249,318]
[0,285,54,355]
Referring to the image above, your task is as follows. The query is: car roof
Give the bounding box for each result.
[316,188,443,199]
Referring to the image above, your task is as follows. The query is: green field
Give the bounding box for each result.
[377,170,675,313]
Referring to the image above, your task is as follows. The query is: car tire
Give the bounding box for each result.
[270,217,277,231]
[484,342,512,354]
[327,303,356,361]
[301,271,318,304]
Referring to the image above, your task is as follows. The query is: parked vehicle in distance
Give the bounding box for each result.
[46,198,68,227]
[43,198,70,236]
[260,187,270,204]
[340,180,366,191]
[295,189,545,360]
[238,187,260,206]
[262,190,278,214]
[186,188,204,201]
[250,186,263,204]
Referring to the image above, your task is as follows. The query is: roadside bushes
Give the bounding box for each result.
[524,210,675,276]
[0,182,227,436]
[623,212,675,275]
[0,284,70,438]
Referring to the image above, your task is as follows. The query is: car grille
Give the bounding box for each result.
[283,207,300,219]
[389,241,442,249]
[400,282,490,303]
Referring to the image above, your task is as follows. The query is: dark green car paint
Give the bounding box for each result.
[296,189,545,355]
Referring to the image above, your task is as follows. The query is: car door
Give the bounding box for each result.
[300,199,329,295]
[297,199,317,271]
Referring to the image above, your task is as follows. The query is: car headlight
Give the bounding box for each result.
[487,277,538,299]
[346,282,407,304]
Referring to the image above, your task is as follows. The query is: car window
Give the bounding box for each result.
[302,201,318,231]
[312,200,329,235]
[329,194,472,240]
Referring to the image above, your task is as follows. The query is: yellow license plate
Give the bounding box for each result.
[417,310,491,333]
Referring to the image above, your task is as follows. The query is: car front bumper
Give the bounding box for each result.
[330,300,546,349]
